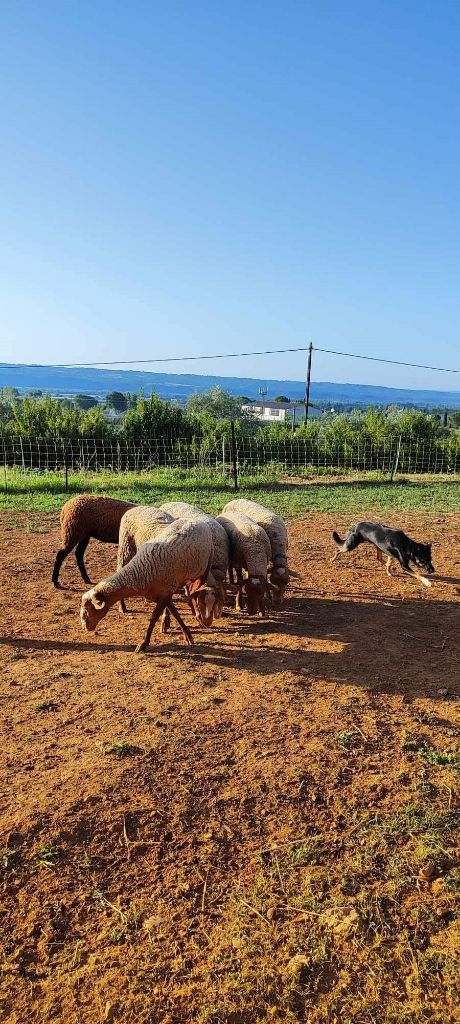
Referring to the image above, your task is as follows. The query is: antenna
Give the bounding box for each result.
[258,386,268,401]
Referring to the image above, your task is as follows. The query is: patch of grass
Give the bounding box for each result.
[402,735,460,771]
[25,519,49,533]
[7,649,26,661]
[421,747,460,770]
[35,843,60,870]
[1,467,459,514]
[1,846,19,869]
[33,700,59,712]
[336,730,356,749]
[100,740,143,757]
[197,800,460,1022]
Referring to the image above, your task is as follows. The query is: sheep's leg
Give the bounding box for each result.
[235,569,245,611]
[160,607,171,633]
[135,598,168,654]
[118,599,127,615]
[166,599,194,646]
[228,566,235,585]
[75,537,92,584]
[385,556,395,577]
[52,544,75,588]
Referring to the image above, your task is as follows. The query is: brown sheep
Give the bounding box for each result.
[52,495,135,588]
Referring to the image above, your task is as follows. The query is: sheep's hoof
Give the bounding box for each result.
[52,581,63,590]
[135,642,148,654]
[184,634,194,646]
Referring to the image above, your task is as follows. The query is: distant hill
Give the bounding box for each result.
[1,363,460,409]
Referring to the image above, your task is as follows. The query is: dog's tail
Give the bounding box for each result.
[332,530,345,549]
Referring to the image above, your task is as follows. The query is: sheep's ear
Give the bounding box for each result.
[83,588,106,610]
[188,578,206,596]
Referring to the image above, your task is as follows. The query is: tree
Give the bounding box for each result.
[0,387,20,403]
[74,394,99,410]
[105,391,128,413]
[187,387,247,420]
[80,405,113,438]
[275,395,290,403]
[123,392,194,441]
[6,394,82,440]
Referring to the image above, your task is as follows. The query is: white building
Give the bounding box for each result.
[242,399,320,425]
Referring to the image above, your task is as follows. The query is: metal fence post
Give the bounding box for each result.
[230,421,238,491]
[2,437,7,492]
[390,435,402,482]
[64,445,69,492]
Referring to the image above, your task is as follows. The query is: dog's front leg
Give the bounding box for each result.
[399,560,432,588]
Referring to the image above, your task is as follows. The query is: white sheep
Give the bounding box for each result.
[216,511,270,616]
[222,498,290,604]
[118,506,174,570]
[80,518,213,652]
[116,505,175,616]
[159,501,229,625]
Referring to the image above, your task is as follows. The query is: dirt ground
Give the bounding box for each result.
[1,511,460,1024]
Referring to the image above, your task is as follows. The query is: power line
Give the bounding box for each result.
[315,348,459,374]
[0,345,458,373]
[0,346,311,369]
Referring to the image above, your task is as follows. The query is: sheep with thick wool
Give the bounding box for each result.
[116,505,175,616]
[80,518,213,652]
[222,498,290,605]
[216,510,270,616]
[52,495,135,588]
[159,501,229,625]
[117,506,174,570]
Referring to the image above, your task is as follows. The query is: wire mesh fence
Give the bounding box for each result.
[1,433,460,478]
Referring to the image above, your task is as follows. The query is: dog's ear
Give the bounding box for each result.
[289,568,302,580]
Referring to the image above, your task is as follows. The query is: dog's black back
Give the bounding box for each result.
[332,521,434,575]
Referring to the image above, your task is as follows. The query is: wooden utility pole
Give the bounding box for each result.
[304,343,313,422]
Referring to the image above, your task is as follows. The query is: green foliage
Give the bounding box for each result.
[123,392,195,440]
[0,389,458,465]
[73,394,99,410]
[80,405,114,438]
[0,387,20,403]
[187,386,247,421]
[7,395,82,441]
[105,390,128,412]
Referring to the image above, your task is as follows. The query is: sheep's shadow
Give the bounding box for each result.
[2,591,458,703]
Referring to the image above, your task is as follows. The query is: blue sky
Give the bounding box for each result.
[1,1,459,390]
